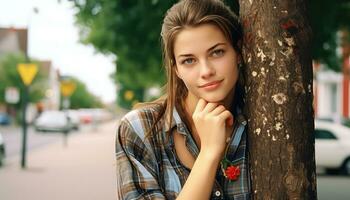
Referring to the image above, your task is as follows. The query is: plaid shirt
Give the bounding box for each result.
[116,104,251,200]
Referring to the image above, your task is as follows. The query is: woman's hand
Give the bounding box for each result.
[192,99,234,159]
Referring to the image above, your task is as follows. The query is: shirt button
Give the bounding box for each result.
[215,191,221,197]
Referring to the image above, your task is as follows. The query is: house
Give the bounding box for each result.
[0,27,61,117]
[39,60,60,110]
[314,30,350,123]
[0,27,28,58]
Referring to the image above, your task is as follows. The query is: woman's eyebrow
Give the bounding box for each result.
[177,42,227,58]
[178,53,193,58]
[207,42,226,52]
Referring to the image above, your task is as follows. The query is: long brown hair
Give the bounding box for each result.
[138,0,244,137]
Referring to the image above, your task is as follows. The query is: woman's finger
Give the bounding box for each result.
[218,110,234,126]
[202,102,218,113]
[194,98,207,114]
[226,115,234,126]
[210,105,226,115]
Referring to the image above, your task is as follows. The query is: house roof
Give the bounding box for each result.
[0,27,28,56]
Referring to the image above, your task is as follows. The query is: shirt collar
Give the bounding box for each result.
[164,107,188,136]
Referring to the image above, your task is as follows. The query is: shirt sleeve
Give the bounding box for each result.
[116,118,166,200]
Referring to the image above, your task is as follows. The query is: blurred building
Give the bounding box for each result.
[0,27,29,113]
[314,30,350,123]
[0,27,61,114]
[0,27,28,58]
[39,60,61,110]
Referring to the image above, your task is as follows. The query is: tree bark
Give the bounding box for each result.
[238,0,317,199]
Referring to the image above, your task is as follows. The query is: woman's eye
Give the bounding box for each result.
[182,58,195,65]
[212,49,225,57]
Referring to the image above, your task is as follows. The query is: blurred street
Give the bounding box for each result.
[0,119,349,200]
[1,125,65,157]
[318,175,350,200]
[0,120,118,200]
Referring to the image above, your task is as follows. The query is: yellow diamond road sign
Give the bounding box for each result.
[60,81,76,97]
[17,63,38,86]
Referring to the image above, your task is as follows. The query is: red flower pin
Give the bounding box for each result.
[220,158,240,181]
[224,165,240,181]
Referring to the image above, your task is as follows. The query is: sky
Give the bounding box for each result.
[0,0,116,103]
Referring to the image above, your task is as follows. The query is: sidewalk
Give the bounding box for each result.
[0,120,119,200]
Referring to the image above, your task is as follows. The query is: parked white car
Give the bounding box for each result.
[315,120,350,175]
[67,110,80,130]
[34,110,74,133]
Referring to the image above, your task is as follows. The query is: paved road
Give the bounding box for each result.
[0,121,118,200]
[0,124,98,158]
[0,126,62,157]
[317,175,350,200]
[1,122,349,199]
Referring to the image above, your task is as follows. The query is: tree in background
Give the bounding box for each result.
[309,0,350,71]
[0,54,103,116]
[73,0,176,108]
[0,53,47,109]
[61,77,103,109]
[72,0,350,108]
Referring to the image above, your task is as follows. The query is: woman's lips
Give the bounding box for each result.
[199,80,223,90]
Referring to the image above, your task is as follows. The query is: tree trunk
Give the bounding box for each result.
[238,0,317,199]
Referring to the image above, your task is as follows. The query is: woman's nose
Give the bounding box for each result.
[200,60,216,79]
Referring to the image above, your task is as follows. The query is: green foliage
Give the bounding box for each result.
[72,0,350,109]
[73,0,177,86]
[0,53,47,108]
[117,85,144,109]
[309,0,350,71]
[73,0,179,108]
[62,77,103,109]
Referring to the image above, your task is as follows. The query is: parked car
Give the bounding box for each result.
[0,132,6,166]
[315,120,350,175]
[67,110,80,130]
[77,108,113,124]
[77,109,93,124]
[0,112,11,125]
[34,110,74,133]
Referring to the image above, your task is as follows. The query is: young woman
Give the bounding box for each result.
[116,0,251,199]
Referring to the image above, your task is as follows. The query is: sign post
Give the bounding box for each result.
[60,79,76,146]
[17,63,38,169]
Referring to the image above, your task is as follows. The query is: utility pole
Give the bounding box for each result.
[17,63,38,169]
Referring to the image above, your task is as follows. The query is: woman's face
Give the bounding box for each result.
[173,23,239,103]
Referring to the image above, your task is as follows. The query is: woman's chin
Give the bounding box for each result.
[201,96,225,104]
